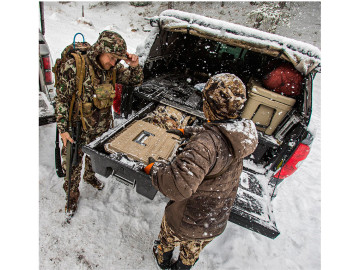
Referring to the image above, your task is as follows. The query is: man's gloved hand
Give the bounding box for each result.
[144,157,156,175]
[166,129,185,137]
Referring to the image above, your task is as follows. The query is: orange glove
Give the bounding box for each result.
[144,157,156,175]
[144,163,154,175]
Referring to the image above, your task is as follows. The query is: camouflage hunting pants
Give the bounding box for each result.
[61,145,96,202]
[156,215,215,266]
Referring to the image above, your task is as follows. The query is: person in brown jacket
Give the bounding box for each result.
[144,73,258,270]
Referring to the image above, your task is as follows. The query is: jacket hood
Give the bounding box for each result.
[87,30,127,71]
[206,119,258,159]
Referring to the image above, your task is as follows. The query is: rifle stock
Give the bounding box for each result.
[55,127,65,177]
[65,127,74,213]
[65,121,82,213]
[71,121,82,167]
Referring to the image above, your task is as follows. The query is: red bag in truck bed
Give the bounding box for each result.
[262,62,304,96]
[112,83,122,114]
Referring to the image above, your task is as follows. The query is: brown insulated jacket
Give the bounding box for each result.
[151,119,258,240]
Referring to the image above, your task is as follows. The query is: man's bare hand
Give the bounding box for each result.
[60,132,74,147]
[125,52,139,67]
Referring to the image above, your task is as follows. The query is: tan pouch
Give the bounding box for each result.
[93,83,116,109]
[82,102,93,116]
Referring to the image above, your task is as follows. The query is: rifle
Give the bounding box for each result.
[65,121,81,212]
[71,121,81,167]
[65,126,74,212]
[55,126,65,177]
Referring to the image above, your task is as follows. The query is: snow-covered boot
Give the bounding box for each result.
[84,176,104,190]
[153,240,174,269]
[65,191,79,217]
[171,258,195,270]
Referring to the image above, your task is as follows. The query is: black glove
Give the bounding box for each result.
[148,157,156,164]
[144,157,156,175]
[166,129,185,137]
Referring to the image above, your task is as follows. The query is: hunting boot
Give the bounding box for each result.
[170,258,196,270]
[153,240,174,269]
[84,176,104,190]
[65,190,80,217]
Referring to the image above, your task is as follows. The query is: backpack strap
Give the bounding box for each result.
[70,52,87,131]
[112,68,116,89]
[68,91,76,123]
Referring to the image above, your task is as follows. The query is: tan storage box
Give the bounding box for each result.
[104,120,180,164]
[241,79,296,135]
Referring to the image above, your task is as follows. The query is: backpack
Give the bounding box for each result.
[52,33,92,130]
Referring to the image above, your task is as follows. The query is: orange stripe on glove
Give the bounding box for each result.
[144,163,154,175]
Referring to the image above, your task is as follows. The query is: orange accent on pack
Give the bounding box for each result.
[178,129,185,135]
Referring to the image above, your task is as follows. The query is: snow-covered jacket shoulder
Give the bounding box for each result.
[214,119,258,159]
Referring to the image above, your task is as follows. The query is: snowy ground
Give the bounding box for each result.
[36,2,323,269]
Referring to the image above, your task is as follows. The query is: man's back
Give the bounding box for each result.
[152,118,258,240]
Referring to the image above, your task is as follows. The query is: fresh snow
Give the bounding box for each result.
[38,2,321,270]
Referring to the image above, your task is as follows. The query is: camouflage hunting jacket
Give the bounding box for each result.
[55,33,143,141]
[151,119,258,240]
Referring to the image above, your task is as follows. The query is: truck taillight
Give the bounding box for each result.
[273,143,310,180]
[42,55,53,84]
[44,71,53,84]
[42,56,51,70]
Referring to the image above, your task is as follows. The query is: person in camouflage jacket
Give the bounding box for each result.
[55,30,143,216]
[145,74,258,269]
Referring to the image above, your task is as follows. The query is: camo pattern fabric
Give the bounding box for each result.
[55,30,143,135]
[55,30,143,212]
[61,147,98,201]
[156,215,214,266]
[202,73,247,121]
[88,30,127,60]
[142,105,196,130]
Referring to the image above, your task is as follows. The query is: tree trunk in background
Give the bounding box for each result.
[40,1,45,35]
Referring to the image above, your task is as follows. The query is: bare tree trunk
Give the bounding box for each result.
[168,2,174,9]
[279,2,286,9]
[40,1,45,35]
[82,5,84,17]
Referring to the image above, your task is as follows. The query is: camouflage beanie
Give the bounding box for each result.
[202,73,247,121]
[93,30,127,59]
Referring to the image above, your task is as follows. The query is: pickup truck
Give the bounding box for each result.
[39,1,56,126]
[82,10,321,239]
